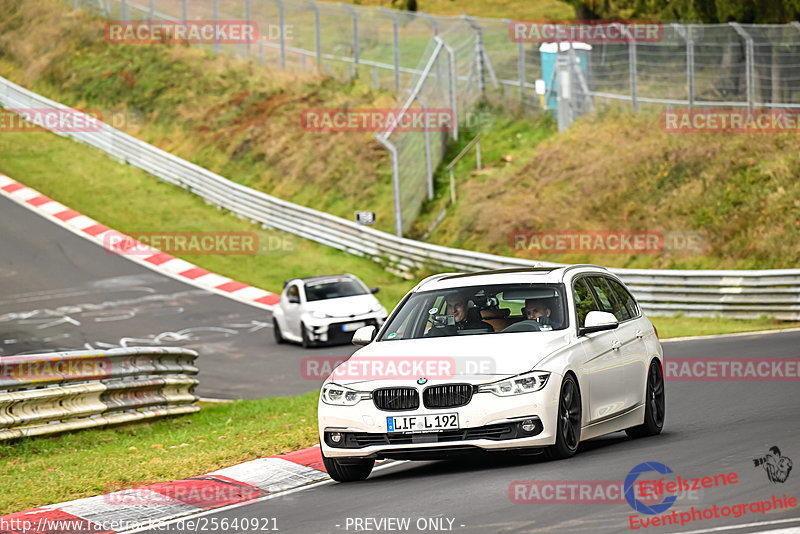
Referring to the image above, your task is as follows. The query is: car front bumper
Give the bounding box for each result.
[318,374,562,459]
[305,314,385,345]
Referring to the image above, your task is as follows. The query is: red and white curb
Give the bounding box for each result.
[0,446,329,534]
[0,174,280,311]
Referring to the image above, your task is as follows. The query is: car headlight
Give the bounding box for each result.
[311,310,329,319]
[477,371,550,396]
[321,383,371,406]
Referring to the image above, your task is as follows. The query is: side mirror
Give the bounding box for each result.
[579,311,619,336]
[352,325,377,346]
[287,294,300,304]
[370,287,380,294]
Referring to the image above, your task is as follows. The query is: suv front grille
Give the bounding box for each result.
[373,387,419,411]
[423,384,474,408]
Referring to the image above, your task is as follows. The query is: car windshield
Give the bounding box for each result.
[379,283,567,341]
[305,278,369,301]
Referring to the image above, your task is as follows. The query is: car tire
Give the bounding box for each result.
[273,318,285,344]
[626,360,665,439]
[301,322,313,349]
[545,374,581,460]
[322,450,374,482]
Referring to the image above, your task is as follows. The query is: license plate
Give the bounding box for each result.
[342,321,366,332]
[387,413,459,433]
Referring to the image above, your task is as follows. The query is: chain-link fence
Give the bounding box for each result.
[69,1,800,235]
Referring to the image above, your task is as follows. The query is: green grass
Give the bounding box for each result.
[0,126,416,310]
[650,315,800,340]
[0,393,319,515]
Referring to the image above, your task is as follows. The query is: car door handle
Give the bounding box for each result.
[611,340,621,350]
[635,330,644,338]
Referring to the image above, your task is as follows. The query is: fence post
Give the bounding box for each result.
[462,15,486,97]
[149,0,154,21]
[181,0,187,22]
[212,0,220,53]
[556,54,572,131]
[375,134,403,236]
[245,0,251,57]
[628,35,638,111]
[304,0,321,71]
[671,23,694,108]
[341,3,359,79]
[438,37,458,141]
[381,7,401,92]
[415,97,434,201]
[121,0,128,20]
[730,22,755,109]
[271,0,286,68]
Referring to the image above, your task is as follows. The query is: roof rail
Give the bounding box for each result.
[438,267,558,281]
[560,264,609,276]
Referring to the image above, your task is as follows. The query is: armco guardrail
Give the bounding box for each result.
[0,347,199,440]
[1,76,798,320]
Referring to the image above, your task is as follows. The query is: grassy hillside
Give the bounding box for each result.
[421,109,800,269]
[2,0,799,273]
[0,0,397,233]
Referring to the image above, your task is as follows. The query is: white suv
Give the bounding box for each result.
[272,274,387,348]
[317,265,665,481]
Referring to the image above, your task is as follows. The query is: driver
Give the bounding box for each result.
[522,298,554,330]
[446,293,493,332]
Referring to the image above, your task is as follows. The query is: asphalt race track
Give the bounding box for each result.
[0,195,356,399]
[136,330,800,534]
[3,194,800,534]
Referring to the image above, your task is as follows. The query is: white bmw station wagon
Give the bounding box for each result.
[318,265,665,482]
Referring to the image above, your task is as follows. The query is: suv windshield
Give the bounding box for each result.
[379,283,567,341]
[305,278,369,301]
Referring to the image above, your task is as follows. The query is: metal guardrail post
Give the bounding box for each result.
[437,37,458,141]
[149,0,154,21]
[304,0,322,71]
[275,0,286,68]
[121,0,128,20]
[381,7,401,92]
[730,22,755,109]
[415,96,434,201]
[375,134,402,236]
[341,3,359,79]
[181,0,186,21]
